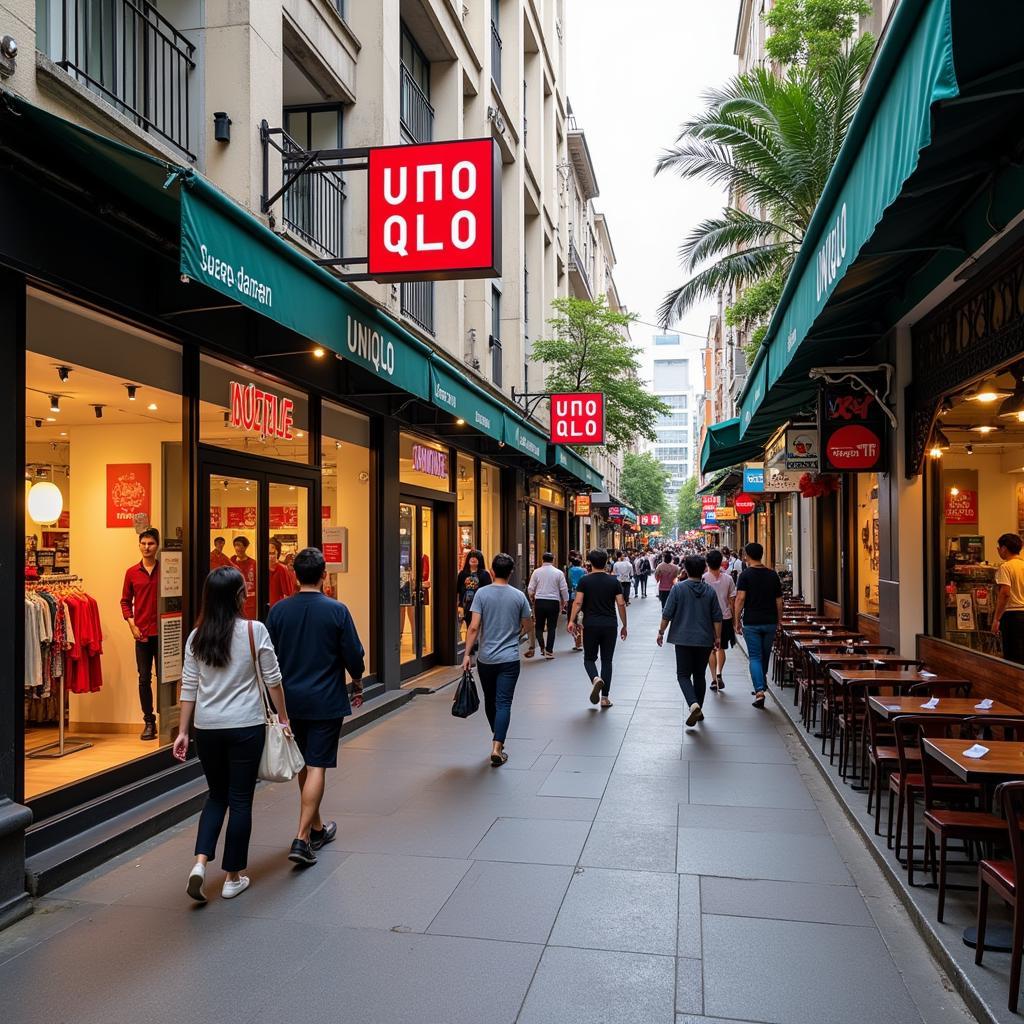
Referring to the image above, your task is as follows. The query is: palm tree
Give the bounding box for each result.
[656,35,874,327]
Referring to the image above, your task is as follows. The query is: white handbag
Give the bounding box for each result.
[247,621,305,783]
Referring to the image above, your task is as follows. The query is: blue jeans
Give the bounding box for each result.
[744,623,776,694]
[477,660,521,743]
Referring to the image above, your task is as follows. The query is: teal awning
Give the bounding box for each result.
[700,418,768,474]
[503,414,548,461]
[549,445,604,491]
[427,361,504,443]
[738,0,1024,440]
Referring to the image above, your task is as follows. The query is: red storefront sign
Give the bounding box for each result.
[367,139,500,281]
[701,495,719,511]
[321,506,332,520]
[819,384,888,473]
[825,424,882,471]
[573,494,592,516]
[227,506,257,529]
[269,506,299,529]
[228,380,295,440]
[106,463,151,528]
[945,488,978,524]
[639,514,662,527]
[550,392,605,445]
[734,494,757,516]
[210,507,222,529]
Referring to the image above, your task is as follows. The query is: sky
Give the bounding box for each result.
[566,0,739,360]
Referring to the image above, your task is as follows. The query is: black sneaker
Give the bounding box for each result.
[288,839,317,866]
[140,721,157,741]
[310,821,337,851]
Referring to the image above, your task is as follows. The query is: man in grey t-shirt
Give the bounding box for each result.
[462,553,533,767]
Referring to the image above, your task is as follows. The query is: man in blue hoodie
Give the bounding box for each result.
[657,555,722,727]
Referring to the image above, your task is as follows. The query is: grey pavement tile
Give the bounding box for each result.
[677,742,794,764]
[702,915,922,1024]
[538,771,610,798]
[700,877,873,927]
[676,803,827,835]
[326,806,498,858]
[519,945,676,1024]
[687,762,816,810]
[625,725,689,745]
[676,957,703,1015]
[580,820,678,873]
[529,754,562,773]
[0,899,96,967]
[426,861,573,942]
[287,852,471,931]
[554,754,616,775]
[471,816,592,865]
[543,735,628,756]
[596,775,690,824]
[676,1018,760,1024]
[550,867,679,955]
[256,928,542,1024]
[612,752,691,780]
[677,827,852,885]
[678,874,702,958]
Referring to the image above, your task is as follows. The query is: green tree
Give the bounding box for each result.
[765,0,873,73]
[620,452,669,518]
[724,272,784,365]
[655,37,873,330]
[676,476,702,532]
[533,296,669,452]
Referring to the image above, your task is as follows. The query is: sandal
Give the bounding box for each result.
[752,693,766,710]
[490,751,509,766]
[524,647,535,658]
[717,675,725,690]
[600,698,614,708]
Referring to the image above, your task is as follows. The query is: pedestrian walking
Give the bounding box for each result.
[527,551,569,659]
[634,550,652,598]
[612,550,634,605]
[266,547,365,866]
[733,542,784,710]
[568,548,627,708]
[173,566,291,903]
[657,555,722,727]
[654,550,677,609]
[993,533,1024,663]
[702,548,736,691]
[462,553,533,766]
[457,549,492,643]
[567,556,586,652]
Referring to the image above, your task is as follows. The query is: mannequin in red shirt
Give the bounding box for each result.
[231,536,258,619]
[210,536,232,570]
[268,537,296,607]
[120,527,161,740]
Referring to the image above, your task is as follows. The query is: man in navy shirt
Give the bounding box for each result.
[267,547,365,866]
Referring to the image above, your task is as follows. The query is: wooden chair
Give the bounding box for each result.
[907,680,972,699]
[976,781,1024,1012]
[866,695,907,837]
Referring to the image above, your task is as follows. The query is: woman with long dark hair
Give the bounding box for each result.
[457,549,492,638]
[173,566,290,903]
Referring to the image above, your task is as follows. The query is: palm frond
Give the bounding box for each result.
[679,209,798,271]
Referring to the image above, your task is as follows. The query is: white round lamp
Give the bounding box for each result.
[28,481,63,524]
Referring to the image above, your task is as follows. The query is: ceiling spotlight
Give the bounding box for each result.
[999,379,1024,419]
[147,402,158,411]
[59,431,67,437]
[965,443,974,455]
[33,418,42,428]
[966,376,1011,403]
[46,416,56,422]
[49,395,60,413]
[296,431,304,438]
[950,486,960,497]
[125,384,138,401]
[335,440,342,449]
[969,423,1004,434]
[456,418,466,426]
[313,347,326,358]
[56,366,71,383]
[92,404,104,419]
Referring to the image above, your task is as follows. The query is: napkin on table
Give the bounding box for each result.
[975,699,995,710]
[962,744,989,759]
[921,697,940,709]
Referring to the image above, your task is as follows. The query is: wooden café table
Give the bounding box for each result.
[869,696,1018,721]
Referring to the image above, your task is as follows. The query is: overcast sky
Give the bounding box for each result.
[566,0,739,355]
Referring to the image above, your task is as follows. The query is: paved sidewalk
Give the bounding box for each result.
[0,596,975,1024]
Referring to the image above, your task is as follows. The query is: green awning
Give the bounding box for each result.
[738,0,1024,440]
[503,414,548,461]
[549,445,604,491]
[700,418,768,474]
[427,361,504,443]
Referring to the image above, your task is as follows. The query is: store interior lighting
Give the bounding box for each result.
[965,376,1011,403]
[56,366,71,383]
[124,384,138,401]
[49,395,59,413]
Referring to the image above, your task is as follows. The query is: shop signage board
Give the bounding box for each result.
[819,386,888,473]
[228,380,294,440]
[713,506,738,521]
[550,392,605,445]
[323,526,348,573]
[703,508,719,527]
[429,362,504,442]
[106,463,151,528]
[159,611,183,684]
[367,139,501,281]
[322,506,332,520]
[701,495,720,511]
[734,494,757,516]
[160,550,183,598]
[945,489,978,525]
[210,507,222,529]
[786,428,819,470]
[412,444,449,479]
[742,464,765,493]
[639,514,662,526]
[766,468,803,492]
[503,415,548,461]
[269,506,299,529]
[574,494,592,516]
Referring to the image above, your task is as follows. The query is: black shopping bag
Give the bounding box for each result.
[451,668,481,718]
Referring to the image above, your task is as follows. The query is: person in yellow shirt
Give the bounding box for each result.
[993,533,1024,663]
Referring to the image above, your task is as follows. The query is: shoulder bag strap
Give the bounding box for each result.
[247,620,275,723]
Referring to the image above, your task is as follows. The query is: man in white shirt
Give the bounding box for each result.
[612,551,634,605]
[994,532,1024,663]
[702,549,737,690]
[527,552,570,659]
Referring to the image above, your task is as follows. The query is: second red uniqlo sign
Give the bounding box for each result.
[550,393,605,445]
[367,139,500,280]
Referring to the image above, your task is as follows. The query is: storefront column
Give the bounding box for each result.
[374,418,401,689]
[504,469,527,586]
[0,267,32,928]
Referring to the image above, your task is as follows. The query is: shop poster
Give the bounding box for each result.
[269,505,299,529]
[160,612,183,684]
[324,526,348,573]
[227,506,257,529]
[944,489,978,524]
[955,593,976,632]
[210,506,222,529]
[106,463,151,528]
[160,550,183,598]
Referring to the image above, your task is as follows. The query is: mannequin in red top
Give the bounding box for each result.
[231,536,258,619]
[209,536,232,570]
[268,537,296,607]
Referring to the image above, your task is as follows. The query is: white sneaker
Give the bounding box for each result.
[186,862,207,903]
[221,875,251,899]
[686,703,703,727]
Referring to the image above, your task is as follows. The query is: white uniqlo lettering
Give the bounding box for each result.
[416,214,443,251]
[417,164,443,202]
[451,161,477,199]
[384,167,407,205]
[451,211,476,250]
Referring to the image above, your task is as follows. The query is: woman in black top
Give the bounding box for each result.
[457,550,492,637]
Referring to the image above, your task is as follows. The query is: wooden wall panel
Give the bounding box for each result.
[857,615,880,644]
[824,599,842,621]
[917,635,1024,706]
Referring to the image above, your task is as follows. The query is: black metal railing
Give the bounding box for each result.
[568,239,590,293]
[262,125,346,260]
[401,281,435,335]
[491,20,502,90]
[53,0,197,160]
[400,64,434,144]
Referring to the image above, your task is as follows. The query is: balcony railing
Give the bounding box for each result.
[568,239,591,293]
[52,0,197,160]
[262,125,346,260]
[490,20,502,90]
[400,64,434,144]
[401,281,435,335]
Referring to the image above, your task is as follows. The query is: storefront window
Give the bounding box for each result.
[534,483,565,508]
[199,355,311,465]
[480,462,502,561]
[322,403,373,674]
[856,474,880,616]
[775,496,796,583]
[24,291,183,801]
[457,454,476,569]
[399,433,450,492]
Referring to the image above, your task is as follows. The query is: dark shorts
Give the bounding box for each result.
[290,717,344,768]
[720,619,736,648]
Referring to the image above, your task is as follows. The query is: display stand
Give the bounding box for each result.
[26,575,94,760]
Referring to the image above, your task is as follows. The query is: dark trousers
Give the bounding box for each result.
[534,599,561,653]
[478,660,521,743]
[583,624,617,696]
[135,636,158,724]
[194,725,265,872]
[620,581,631,605]
[1002,611,1024,664]
[637,575,648,597]
[658,590,670,609]
[675,645,712,707]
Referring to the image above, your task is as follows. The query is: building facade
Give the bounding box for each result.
[0,0,625,926]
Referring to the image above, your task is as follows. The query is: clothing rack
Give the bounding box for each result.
[26,575,94,760]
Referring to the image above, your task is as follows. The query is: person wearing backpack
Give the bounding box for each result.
[634,550,652,599]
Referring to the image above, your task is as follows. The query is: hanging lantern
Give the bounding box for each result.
[27,481,63,524]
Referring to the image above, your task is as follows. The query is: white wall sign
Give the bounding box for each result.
[766,469,803,492]
[323,526,349,573]
[955,593,976,632]
[160,550,183,598]
[160,612,183,683]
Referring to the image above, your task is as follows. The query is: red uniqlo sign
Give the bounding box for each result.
[639,514,662,527]
[550,393,605,445]
[367,139,501,281]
